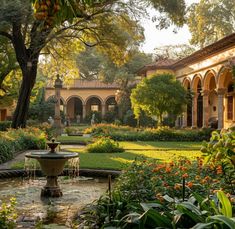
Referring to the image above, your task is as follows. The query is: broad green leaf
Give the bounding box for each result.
[208,215,235,228]
[192,222,214,229]
[217,191,232,217]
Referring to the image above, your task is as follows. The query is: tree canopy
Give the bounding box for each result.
[0,0,186,128]
[187,0,235,48]
[131,74,187,126]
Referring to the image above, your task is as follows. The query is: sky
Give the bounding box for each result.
[141,0,199,53]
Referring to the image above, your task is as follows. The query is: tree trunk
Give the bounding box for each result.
[11,62,38,128]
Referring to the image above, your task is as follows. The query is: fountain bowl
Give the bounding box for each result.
[25,140,79,198]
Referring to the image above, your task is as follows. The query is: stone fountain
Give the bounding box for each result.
[25,139,79,198]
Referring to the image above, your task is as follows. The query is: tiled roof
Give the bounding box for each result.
[138,59,176,75]
[47,79,119,89]
[172,33,235,68]
[138,32,235,74]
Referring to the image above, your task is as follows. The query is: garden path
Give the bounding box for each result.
[0,145,84,170]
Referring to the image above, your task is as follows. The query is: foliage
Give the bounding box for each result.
[0,121,12,131]
[154,44,195,60]
[131,74,188,126]
[201,129,235,193]
[76,158,235,228]
[104,110,118,123]
[28,88,55,122]
[123,110,137,127]
[87,137,124,153]
[0,0,186,128]
[84,124,212,142]
[84,111,102,124]
[0,197,17,229]
[0,127,46,164]
[187,0,235,47]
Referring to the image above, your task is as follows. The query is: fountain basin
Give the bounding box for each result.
[25,151,79,176]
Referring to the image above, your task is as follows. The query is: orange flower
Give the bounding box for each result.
[182,173,189,178]
[165,167,171,173]
[186,182,193,188]
[195,175,200,180]
[216,165,223,174]
[204,176,211,181]
[174,183,181,190]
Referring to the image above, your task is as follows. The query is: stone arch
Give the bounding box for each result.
[182,78,192,127]
[66,95,84,105]
[85,96,103,115]
[191,74,203,127]
[182,78,191,89]
[191,74,202,92]
[85,95,104,105]
[105,96,118,112]
[66,96,84,122]
[217,66,232,89]
[203,70,217,91]
[46,95,65,105]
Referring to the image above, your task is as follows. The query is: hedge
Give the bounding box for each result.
[84,124,213,142]
[0,127,46,164]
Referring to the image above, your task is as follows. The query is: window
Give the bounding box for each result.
[91,105,99,112]
[227,96,233,120]
[108,104,115,111]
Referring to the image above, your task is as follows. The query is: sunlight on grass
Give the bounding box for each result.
[66,147,202,170]
[119,141,202,150]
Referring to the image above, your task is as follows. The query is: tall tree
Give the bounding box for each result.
[187,0,235,48]
[0,0,186,128]
[131,74,187,126]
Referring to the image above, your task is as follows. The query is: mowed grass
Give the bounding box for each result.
[10,141,202,170]
[119,141,202,150]
[66,141,202,170]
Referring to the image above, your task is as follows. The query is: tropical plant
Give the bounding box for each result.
[201,129,235,194]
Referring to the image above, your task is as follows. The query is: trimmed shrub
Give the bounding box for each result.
[84,124,212,142]
[87,137,124,153]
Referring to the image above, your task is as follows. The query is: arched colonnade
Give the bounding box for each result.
[181,66,234,129]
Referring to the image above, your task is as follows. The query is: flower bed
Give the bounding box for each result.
[84,124,212,142]
[75,130,235,228]
[0,127,46,164]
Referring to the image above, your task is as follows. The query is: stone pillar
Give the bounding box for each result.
[54,75,63,128]
[182,112,187,128]
[82,105,86,120]
[101,104,106,118]
[217,88,226,130]
[191,93,198,128]
[202,90,209,128]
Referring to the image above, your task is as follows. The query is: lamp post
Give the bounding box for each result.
[54,75,63,130]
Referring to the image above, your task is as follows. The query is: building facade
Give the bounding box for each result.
[45,79,119,122]
[139,33,235,129]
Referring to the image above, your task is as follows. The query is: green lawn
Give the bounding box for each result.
[10,141,202,170]
[119,141,202,150]
[57,135,92,144]
[66,149,201,170]
[66,140,202,170]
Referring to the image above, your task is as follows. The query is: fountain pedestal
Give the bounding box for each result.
[25,139,79,198]
[41,176,62,197]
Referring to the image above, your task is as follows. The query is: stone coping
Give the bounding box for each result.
[0,168,121,179]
